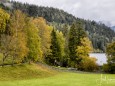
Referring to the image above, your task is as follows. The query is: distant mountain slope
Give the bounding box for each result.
[11,1,77,24]
[111,26,115,32]
[0,0,8,3]
[98,21,112,27]
[1,1,115,52]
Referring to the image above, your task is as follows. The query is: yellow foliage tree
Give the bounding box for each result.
[76,37,98,71]
[0,8,10,33]
[9,10,28,64]
[26,18,43,62]
[33,17,52,59]
[76,37,93,59]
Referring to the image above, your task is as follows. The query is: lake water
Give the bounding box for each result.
[89,53,107,66]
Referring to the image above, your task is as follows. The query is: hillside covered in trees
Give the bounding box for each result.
[0,1,115,52]
[0,0,115,74]
[0,6,98,71]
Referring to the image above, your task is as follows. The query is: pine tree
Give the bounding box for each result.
[62,24,69,37]
[68,22,86,67]
[50,29,61,65]
[56,30,65,66]
[106,42,115,73]
[68,23,78,66]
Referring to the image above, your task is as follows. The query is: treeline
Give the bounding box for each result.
[3,1,114,52]
[11,1,76,24]
[50,21,115,52]
[0,8,98,71]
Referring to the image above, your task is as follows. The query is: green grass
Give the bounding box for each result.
[0,63,115,86]
[0,72,115,86]
[0,63,57,81]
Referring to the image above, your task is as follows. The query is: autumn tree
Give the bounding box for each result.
[76,37,98,71]
[0,8,10,66]
[9,10,28,65]
[33,17,52,59]
[0,9,28,66]
[0,8,10,34]
[76,37,92,59]
[25,18,42,63]
[0,35,12,66]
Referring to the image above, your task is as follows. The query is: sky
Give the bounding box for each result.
[13,0,115,26]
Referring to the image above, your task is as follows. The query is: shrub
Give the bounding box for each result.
[78,57,98,71]
[103,63,115,73]
[103,64,109,72]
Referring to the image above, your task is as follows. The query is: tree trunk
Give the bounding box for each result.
[2,56,5,67]
[12,56,15,66]
[2,54,7,67]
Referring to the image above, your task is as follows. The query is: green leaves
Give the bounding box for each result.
[106,42,115,64]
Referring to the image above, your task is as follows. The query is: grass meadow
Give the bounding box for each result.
[0,64,115,86]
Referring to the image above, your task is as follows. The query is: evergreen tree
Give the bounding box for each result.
[68,22,86,67]
[68,23,78,67]
[50,29,61,65]
[106,42,115,73]
[62,24,70,66]
[62,24,69,37]
[56,30,65,66]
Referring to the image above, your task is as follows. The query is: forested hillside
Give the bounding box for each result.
[0,1,115,52]
[0,7,97,71]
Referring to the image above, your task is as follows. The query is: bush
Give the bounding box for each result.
[103,63,115,74]
[78,57,98,71]
[103,64,109,72]
[109,63,115,73]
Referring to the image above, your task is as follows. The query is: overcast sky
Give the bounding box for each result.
[13,0,115,26]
